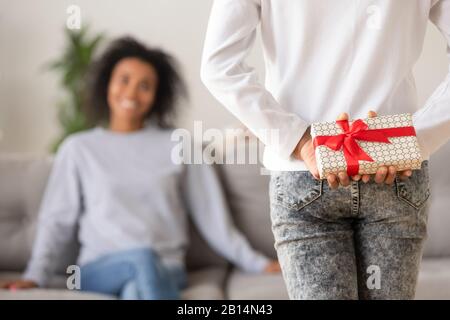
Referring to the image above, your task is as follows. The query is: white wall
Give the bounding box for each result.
[0,0,448,155]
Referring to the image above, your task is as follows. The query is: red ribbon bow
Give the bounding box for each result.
[313,119,416,176]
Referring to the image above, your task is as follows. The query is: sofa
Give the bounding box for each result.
[0,140,449,300]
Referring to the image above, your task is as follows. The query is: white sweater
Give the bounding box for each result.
[24,126,269,286]
[201,0,450,171]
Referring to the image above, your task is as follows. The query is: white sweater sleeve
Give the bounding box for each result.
[182,163,270,273]
[23,138,82,287]
[200,0,309,159]
[413,0,450,159]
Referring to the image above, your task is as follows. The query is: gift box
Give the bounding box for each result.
[311,113,423,179]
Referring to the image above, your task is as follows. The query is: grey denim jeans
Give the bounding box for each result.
[269,161,430,300]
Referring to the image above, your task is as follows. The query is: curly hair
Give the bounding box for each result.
[84,36,187,128]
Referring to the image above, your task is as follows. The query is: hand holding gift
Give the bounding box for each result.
[293,111,417,189]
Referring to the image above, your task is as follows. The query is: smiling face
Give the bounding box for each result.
[107,57,158,128]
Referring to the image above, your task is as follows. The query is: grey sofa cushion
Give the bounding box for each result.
[415,258,450,300]
[0,155,79,273]
[216,139,277,260]
[0,267,228,300]
[0,155,51,271]
[226,270,289,300]
[422,145,450,257]
[0,288,114,300]
[185,217,228,270]
[182,267,228,300]
[0,271,114,299]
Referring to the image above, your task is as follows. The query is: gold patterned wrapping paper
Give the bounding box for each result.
[311,113,423,179]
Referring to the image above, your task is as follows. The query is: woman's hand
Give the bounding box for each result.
[293,111,413,189]
[264,260,281,273]
[0,280,38,290]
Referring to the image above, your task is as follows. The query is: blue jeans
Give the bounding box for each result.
[270,161,430,299]
[80,248,187,300]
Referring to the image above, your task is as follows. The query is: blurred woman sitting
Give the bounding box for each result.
[2,37,279,299]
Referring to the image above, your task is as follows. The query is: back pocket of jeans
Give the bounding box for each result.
[272,171,323,211]
[395,161,430,210]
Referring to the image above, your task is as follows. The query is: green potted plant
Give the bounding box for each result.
[47,27,104,152]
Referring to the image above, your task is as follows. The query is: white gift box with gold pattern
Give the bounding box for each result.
[311,113,423,179]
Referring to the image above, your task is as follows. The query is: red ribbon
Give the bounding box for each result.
[313,119,417,176]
